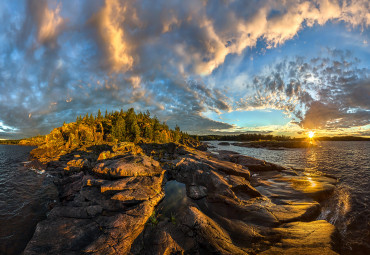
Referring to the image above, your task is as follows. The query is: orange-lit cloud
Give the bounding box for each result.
[89,0,134,72]
[37,2,64,46]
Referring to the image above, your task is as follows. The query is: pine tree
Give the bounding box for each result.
[97,109,102,119]
[174,125,181,142]
[112,116,126,142]
[89,113,94,125]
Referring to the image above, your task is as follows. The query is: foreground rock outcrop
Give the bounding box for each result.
[24,144,165,255]
[24,143,339,254]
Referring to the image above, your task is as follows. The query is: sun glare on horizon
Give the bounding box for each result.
[308,131,315,139]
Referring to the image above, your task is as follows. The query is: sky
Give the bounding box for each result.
[0,0,369,139]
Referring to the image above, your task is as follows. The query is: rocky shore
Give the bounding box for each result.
[23,142,339,254]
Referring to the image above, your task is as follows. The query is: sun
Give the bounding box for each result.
[308,131,315,139]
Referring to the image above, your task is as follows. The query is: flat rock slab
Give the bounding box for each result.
[267,202,321,223]
[180,149,251,180]
[95,174,164,193]
[24,218,101,255]
[217,150,285,172]
[93,154,162,178]
[280,176,337,202]
[259,220,338,254]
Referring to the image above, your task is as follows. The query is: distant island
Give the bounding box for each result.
[199,133,370,142]
[199,134,370,150]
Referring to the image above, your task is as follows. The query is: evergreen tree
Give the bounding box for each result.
[97,109,102,119]
[89,113,94,125]
[125,108,140,142]
[112,116,126,142]
[174,125,181,142]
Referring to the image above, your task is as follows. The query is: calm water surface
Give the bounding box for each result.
[0,145,57,255]
[208,140,370,255]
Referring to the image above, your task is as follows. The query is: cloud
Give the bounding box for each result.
[84,0,370,76]
[0,0,369,138]
[20,0,65,48]
[238,49,370,130]
[89,0,134,72]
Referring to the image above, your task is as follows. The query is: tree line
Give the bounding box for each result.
[198,133,291,141]
[20,108,195,147]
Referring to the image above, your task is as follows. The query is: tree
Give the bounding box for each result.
[97,109,102,120]
[112,116,126,142]
[174,125,181,142]
[125,108,140,142]
[89,113,95,125]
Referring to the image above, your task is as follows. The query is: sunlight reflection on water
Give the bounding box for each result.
[207,140,370,254]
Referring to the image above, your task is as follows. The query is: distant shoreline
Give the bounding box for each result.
[1,135,369,146]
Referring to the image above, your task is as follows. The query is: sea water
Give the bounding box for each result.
[207,140,370,254]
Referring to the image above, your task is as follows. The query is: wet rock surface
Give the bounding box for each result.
[24,143,339,254]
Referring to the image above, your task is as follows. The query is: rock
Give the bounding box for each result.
[48,205,103,219]
[23,218,101,255]
[208,214,264,248]
[92,154,162,178]
[98,174,164,193]
[226,175,262,199]
[217,151,285,172]
[259,220,339,254]
[267,202,321,223]
[24,159,46,171]
[97,151,112,161]
[25,190,164,255]
[176,150,251,180]
[172,158,238,200]
[97,143,144,161]
[259,247,338,255]
[205,194,279,227]
[83,192,164,255]
[196,143,208,151]
[57,172,84,201]
[24,138,341,255]
[64,158,89,172]
[111,185,160,202]
[286,176,337,202]
[182,206,248,254]
[79,186,128,211]
[187,185,207,200]
[134,228,184,255]
[219,142,231,146]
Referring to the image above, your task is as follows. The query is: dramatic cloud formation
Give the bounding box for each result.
[238,49,369,130]
[0,0,369,138]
